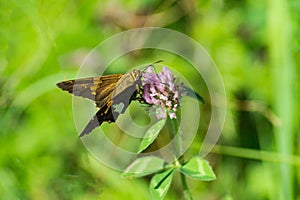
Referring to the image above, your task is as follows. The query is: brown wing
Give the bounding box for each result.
[56,74,123,109]
[111,70,142,99]
[79,82,140,137]
[79,103,115,137]
[57,71,142,137]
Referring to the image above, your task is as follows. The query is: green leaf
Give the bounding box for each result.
[150,169,174,200]
[122,156,171,178]
[179,157,216,181]
[138,118,166,153]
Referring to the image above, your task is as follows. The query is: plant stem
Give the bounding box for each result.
[268,0,295,198]
[170,118,182,157]
[180,170,193,200]
[170,118,193,200]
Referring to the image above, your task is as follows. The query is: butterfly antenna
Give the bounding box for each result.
[152,60,164,65]
[141,60,164,73]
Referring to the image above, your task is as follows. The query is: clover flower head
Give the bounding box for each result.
[142,66,186,119]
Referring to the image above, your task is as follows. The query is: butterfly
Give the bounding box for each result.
[57,62,204,137]
[56,70,143,137]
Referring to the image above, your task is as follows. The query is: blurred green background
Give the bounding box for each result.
[1,0,299,199]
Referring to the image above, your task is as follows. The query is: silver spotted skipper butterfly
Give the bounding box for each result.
[56,70,143,137]
[57,62,204,137]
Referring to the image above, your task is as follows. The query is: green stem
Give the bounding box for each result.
[180,170,193,200]
[170,118,182,157]
[268,0,295,199]
[170,118,193,200]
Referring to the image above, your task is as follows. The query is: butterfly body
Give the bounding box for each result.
[56,70,142,137]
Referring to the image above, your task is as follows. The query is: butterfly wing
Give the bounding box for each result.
[79,103,115,137]
[56,74,123,109]
[80,72,142,136]
[57,71,142,137]
[79,88,136,137]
